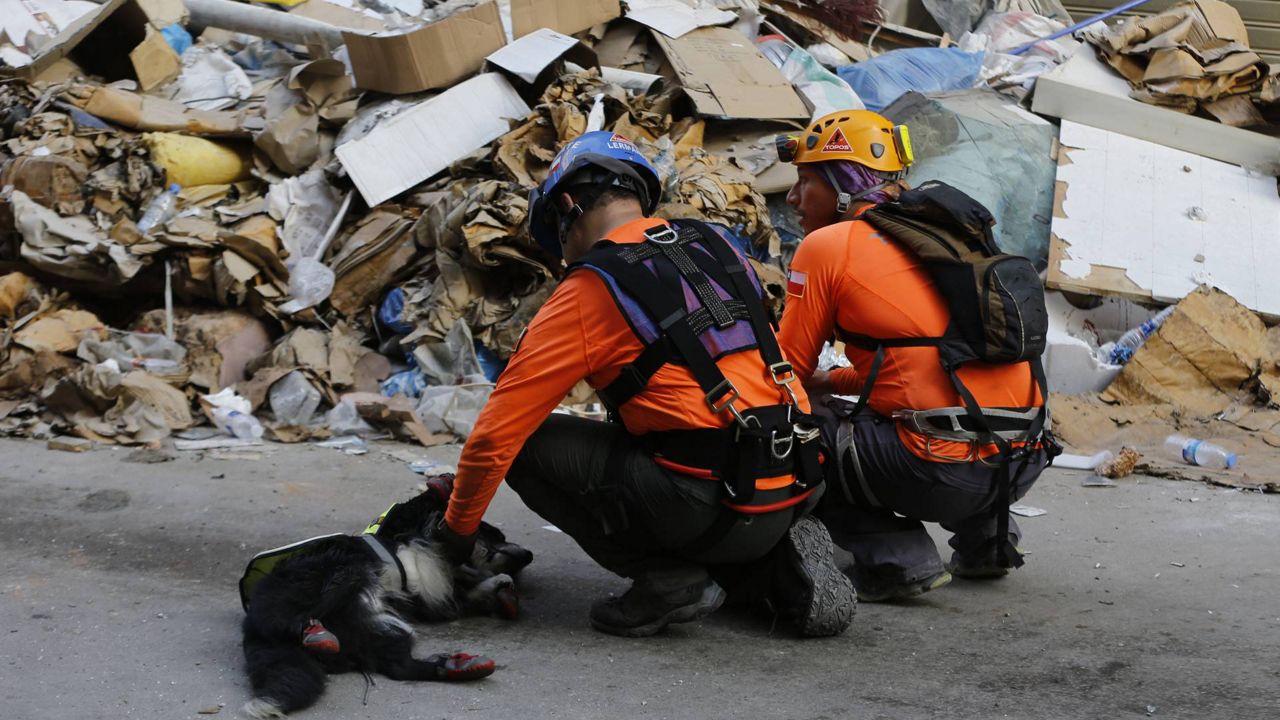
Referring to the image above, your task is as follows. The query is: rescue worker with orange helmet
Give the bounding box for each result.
[430,131,855,637]
[774,110,1051,601]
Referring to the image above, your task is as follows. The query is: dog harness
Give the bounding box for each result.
[239,504,409,612]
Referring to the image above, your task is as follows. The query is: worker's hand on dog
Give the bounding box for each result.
[432,516,477,566]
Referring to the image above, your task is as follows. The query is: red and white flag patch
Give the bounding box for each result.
[822,128,852,153]
[786,270,807,298]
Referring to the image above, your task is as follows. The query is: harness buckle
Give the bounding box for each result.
[706,379,741,414]
[768,362,796,385]
[794,424,821,444]
[643,225,680,245]
[769,362,802,406]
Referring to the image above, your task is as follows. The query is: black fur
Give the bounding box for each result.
[241,489,532,717]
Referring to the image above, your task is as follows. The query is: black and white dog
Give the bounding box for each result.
[240,476,533,718]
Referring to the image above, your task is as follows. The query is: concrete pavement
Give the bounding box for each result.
[0,437,1276,720]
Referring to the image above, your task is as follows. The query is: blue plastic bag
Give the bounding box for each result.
[836,48,985,112]
[378,288,414,335]
[381,369,428,399]
[474,342,507,383]
[161,24,193,56]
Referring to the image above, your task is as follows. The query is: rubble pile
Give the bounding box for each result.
[0,0,1274,490]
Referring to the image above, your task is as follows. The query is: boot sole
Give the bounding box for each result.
[589,583,726,638]
[789,517,856,637]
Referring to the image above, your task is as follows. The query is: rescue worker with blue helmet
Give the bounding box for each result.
[432,131,856,637]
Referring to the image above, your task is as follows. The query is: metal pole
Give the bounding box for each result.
[1008,0,1156,56]
[183,0,347,49]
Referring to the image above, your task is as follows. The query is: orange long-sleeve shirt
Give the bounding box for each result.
[445,217,809,535]
[778,218,1041,462]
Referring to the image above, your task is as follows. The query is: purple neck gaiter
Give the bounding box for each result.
[819,160,895,206]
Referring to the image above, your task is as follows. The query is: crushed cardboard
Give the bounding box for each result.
[653,26,809,120]
[1082,0,1266,114]
[1101,288,1279,416]
[336,73,531,206]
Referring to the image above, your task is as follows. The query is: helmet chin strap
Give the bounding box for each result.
[557,202,584,249]
[820,163,889,217]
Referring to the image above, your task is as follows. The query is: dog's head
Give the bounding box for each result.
[471,523,534,578]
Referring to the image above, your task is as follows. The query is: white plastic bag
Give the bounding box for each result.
[416,384,494,439]
[172,47,253,112]
[780,45,865,118]
[269,371,323,426]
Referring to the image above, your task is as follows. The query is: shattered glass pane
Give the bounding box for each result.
[883,89,1058,268]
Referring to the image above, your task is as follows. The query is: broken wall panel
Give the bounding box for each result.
[1048,120,1280,318]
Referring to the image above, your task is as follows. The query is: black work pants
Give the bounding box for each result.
[505,414,794,592]
[822,412,1047,583]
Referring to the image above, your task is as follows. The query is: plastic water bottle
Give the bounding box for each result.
[212,407,264,440]
[1164,435,1237,470]
[131,358,179,372]
[1108,306,1175,364]
[137,183,181,233]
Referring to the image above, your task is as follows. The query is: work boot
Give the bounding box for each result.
[848,567,952,603]
[947,546,1024,579]
[774,517,856,637]
[589,578,726,638]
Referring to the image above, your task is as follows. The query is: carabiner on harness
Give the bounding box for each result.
[771,429,794,461]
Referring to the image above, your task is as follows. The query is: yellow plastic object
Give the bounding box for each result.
[143,132,253,188]
[894,124,914,167]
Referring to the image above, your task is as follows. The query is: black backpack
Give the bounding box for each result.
[860,180,1047,368]
[847,180,1057,568]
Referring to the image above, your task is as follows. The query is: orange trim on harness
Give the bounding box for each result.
[723,486,816,515]
[653,458,797,491]
[654,457,717,479]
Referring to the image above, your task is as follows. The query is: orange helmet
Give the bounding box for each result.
[776,109,913,177]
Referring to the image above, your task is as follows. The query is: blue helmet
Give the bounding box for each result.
[528,131,662,258]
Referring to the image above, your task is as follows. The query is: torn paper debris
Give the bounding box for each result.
[626,0,737,39]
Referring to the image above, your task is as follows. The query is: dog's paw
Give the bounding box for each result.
[426,652,496,682]
[242,698,286,719]
[495,583,519,620]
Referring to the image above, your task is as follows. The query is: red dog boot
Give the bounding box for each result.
[427,652,496,682]
[423,473,455,503]
[301,619,340,654]
[495,585,519,620]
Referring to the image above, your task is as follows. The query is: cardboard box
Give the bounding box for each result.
[511,0,620,40]
[335,73,531,206]
[341,0,507,95]
[653,26,808,121]
[1032,49,1280,172]
[0,0,127,81]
